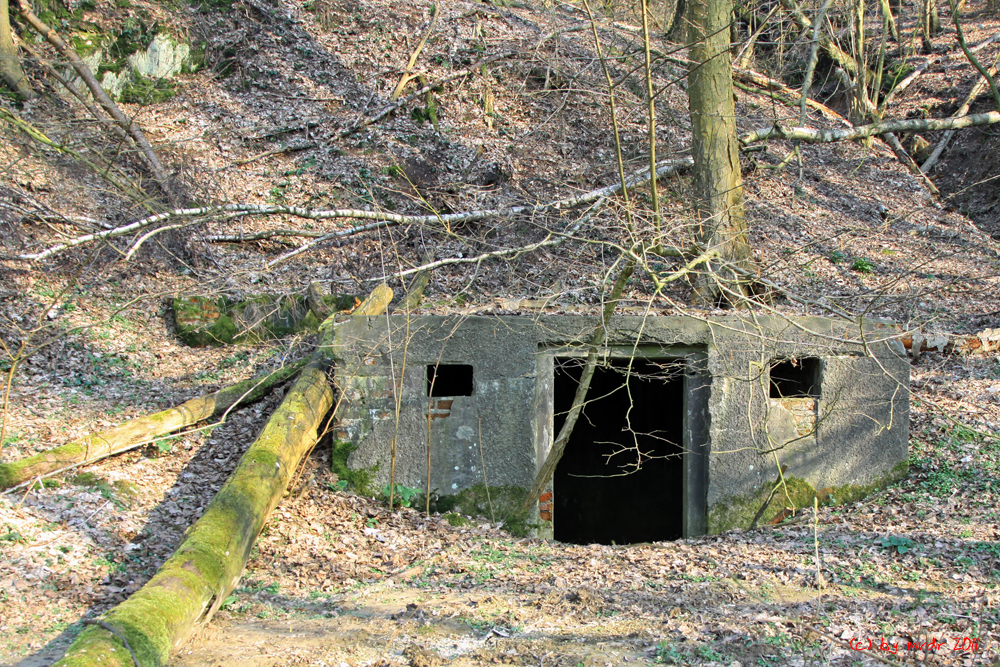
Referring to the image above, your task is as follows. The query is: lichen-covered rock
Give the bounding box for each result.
[59,28,192,104]
[128,33,190,79]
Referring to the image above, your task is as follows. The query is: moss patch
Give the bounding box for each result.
[708,462,909,533]
[120,76,176,104]
[330,440,379,497]
[443,512,473,527]
[430,484,536,537]
[173,294,357,346]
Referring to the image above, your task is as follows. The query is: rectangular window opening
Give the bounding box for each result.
[769,357,821,398]
[427,364,474,397]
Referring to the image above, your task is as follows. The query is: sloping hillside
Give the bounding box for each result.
[1,0,1000,664]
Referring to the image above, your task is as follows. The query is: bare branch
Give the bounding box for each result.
[740,111,1000,145]
[15,158,693,263]
[13,0,173,198]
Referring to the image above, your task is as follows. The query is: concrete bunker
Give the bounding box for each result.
[332,315,908,543]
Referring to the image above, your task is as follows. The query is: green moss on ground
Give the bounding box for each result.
[443,512,473,527]
[120,76,176,104]
[330,440,379,497]
[431,484,536,537]
[708,462,909,533]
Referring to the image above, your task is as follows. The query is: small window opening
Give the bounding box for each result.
[427,364,473,397]
[769,357,821,398]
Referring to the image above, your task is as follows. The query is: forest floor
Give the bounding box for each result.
[2,0,1000,663]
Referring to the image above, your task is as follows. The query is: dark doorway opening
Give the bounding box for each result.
[553,358,685,545]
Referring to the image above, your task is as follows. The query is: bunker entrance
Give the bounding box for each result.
[553,358,685,545]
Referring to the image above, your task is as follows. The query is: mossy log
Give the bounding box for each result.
[0,362,305,491]
[52,285,392,667]
[174,292,358,347]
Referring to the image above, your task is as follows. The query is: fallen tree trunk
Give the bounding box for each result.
[51,285,392,667]
[902,328,1000,356]
[740,111,1000,145]
[0,362,305,492]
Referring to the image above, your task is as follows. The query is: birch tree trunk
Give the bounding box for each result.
[686,0,752,303]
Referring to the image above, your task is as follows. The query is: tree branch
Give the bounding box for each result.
[740,111,1000,145]
[13,0,173,199]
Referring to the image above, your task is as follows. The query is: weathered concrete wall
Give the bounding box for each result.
[332,314,909,537]
[332,316,538,495]
[697,317,909,531]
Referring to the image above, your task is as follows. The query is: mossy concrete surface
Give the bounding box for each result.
[334,315,909,539]
[707,462,910,533]
[173,293,356,346]
[431,484,535,537]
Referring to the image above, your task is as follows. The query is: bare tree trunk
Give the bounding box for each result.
[686,0,753,303]
[0,0,32,98]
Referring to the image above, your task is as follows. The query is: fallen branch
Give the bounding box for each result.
[0,362,304,492]
[203,228,332,243]
[734,67,851,126]
[51,285,392,667]
[740,111,1000,145]
[901,327,1000,356]
[13,0,173,198]
[17,158,696,264]
[267,157,693,267]
[339,51,514,138]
